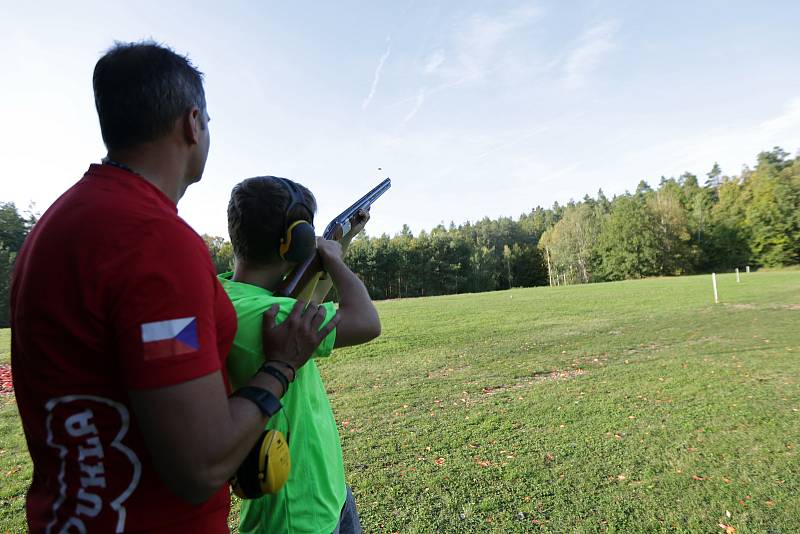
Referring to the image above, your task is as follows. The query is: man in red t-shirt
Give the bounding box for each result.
[11,41,337,533]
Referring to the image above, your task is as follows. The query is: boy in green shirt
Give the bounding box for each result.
[221,176,380,534]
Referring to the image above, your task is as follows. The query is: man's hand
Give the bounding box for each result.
[262,300,339,376]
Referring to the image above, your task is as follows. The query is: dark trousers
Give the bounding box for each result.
[331,486,362,534]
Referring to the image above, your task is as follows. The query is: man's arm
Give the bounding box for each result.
[315,239,381,348]
[129,301,338,504]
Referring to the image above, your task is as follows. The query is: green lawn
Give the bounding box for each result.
[2,271,799,532]
[0,328,9,365]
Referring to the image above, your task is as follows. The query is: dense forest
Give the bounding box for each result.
[204,146,800,299]
[1,146,799,325]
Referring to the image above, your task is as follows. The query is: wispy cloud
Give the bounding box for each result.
[402,88,426,125]
[619,95,800,183]
[423,50,445,74]
[563,21,618,90]
[362,37,392,110]
[445,4,542,83]
[760,97,800,134]
[399,4,542,126]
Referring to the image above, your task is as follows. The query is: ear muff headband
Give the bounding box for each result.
[274,177,315,262]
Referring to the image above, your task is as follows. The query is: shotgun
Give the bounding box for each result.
[275,178,391,300]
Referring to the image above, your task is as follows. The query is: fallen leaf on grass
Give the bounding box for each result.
[617,474,626,481]
[435,458,445,466]
[765,500,775,507]
[692,475,706,481]
[544,452,555,463]
[718,524,736,533]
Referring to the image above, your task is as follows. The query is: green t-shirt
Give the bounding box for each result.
[219,274,346,534]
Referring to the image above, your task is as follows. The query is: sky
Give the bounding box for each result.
[2,0,800,238]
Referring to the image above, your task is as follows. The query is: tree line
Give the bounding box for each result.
[1,146,798,325]
[204,146,799,298]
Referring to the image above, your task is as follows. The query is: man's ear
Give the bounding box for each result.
[182,106,202,145]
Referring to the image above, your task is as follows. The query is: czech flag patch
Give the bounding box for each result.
[140,317,199,360]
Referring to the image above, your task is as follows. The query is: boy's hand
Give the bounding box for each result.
[261,301,339,377]
[344,208,370,242]
[316,238,344,270]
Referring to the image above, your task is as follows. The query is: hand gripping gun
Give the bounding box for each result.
[275,178,391,300]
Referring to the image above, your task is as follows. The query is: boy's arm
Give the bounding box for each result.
[309,209,368,304]
[316,238,381,348]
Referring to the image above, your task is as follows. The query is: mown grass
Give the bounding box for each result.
[1,270,799,532]
[0,329,9,365]
[1,320,28,529]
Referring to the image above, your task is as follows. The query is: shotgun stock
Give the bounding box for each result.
[275,178,391,299]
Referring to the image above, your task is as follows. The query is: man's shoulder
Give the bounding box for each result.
[40,165,196,243]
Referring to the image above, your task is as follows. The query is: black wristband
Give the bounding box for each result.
[265,360,296,382]
[281,361,297,379]
[260,364,289,394]
[232,386,282,417]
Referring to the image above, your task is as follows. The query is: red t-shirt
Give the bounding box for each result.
[11,164,237,533]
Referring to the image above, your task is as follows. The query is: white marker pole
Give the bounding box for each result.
[746,265,750,274]
[736,268,740,283]
[712,273,719,304]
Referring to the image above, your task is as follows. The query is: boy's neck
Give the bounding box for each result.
[232,260,290,292]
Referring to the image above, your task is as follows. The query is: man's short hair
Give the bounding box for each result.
[93,40,206,150]
[228,177,317,265]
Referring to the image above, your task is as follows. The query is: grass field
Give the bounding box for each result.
[2,271,799,532]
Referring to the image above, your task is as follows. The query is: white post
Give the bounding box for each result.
[736,268,740,283]
[746,265,750,274]
[712,273,719,304]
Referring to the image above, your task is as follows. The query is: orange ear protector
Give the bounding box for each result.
[274,177,316,263]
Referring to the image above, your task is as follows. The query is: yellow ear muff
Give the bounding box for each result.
[280,219,316,263]
[279,220,308,260]
[231,429,291,499]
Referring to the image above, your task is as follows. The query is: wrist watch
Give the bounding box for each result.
[233,386,283,417]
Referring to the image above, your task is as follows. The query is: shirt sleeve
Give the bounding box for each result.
[310,301,337,358]
[108,220,224,389]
